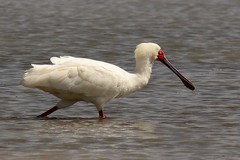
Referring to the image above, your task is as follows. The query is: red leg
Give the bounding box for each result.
[98,110,106,119]
[37,106,58,118]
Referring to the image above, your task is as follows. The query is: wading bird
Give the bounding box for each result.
[21,43,195,119]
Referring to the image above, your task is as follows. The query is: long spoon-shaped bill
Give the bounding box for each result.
[158,50,195,91]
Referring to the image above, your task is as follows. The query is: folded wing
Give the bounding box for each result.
[21,56,129,103]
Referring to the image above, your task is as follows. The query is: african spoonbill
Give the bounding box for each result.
[21,43,195,119]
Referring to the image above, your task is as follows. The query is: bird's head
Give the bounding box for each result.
[135,42,195,91]
[135,43,161,64]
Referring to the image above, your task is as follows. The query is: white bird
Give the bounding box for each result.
[21,43,195,119]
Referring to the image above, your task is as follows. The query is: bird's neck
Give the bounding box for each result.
[116,60,153,98]
[135,59,153,82]
[129,60,153,91]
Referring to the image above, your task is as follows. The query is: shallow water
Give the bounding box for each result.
[0,0,239,159]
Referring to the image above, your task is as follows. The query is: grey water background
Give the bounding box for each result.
[0,0,239,159]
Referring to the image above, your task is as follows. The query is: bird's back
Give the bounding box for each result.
[21,56,131,104]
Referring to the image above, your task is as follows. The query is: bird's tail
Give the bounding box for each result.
[21,64,54,87]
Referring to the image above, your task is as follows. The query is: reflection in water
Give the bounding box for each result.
[0,116,159,159]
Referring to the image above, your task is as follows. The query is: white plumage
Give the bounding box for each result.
[21,42,195,118]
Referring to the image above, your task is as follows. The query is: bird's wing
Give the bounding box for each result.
[22,56,129,101]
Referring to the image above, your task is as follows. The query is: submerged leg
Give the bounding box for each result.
[98,110,106,119]
[37,106,58,118]
[36,100,76,118]
[96,105,106,119]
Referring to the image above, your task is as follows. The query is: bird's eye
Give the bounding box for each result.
[158,49,164,55]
